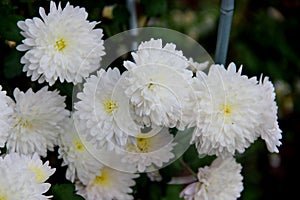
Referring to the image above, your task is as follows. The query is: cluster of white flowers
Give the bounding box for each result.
[57,116,139,199]
[0,84,68,199]
[0,0,282,200]
[57,117,103,185]
[0,153,55,199]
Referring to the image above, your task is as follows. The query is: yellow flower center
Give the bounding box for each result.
[103,99,118,114]
[127,134,150,153]
[74,139,84,151]
[148,82,154,89]
[147,78,155,89]
[136,137,149,152]
[220,103,235,123]
[93,168,111,186]
[13,116,33,130]
[223,105,231,115]
[29,165,46,183]
[0,196,6,200]
[54,38,66,51]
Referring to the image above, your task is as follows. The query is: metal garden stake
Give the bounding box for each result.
[215,0,235,65]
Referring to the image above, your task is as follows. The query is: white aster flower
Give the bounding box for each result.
[0,152,55,200]
[121,127,176,172]
[123,38,194,129]
[16,1,105,85]
[258,76,282,152]
[180,156,243,200]
[75,67,138,150]
[58,116,103,184]
[192,63,262,157]
[75,166,139,200]
[0,85,13,148]
[6,86,69,157]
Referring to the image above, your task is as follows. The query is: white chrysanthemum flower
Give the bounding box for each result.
[75,68,138,150]
[121,127,176,172]
[123,38,194,129]
[192,63,262,157]
[258,76,282,152]
[6,86,69,156]
[58,116,103,184]
[0,85,13,147]
[16,1,105,85]
[0,153,55,200]
[180,157,243,200]
[75,166,139,200]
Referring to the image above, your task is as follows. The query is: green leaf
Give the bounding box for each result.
[182,145,215,172]
[162,184,183,200]
[51,184,85,200]
[149,183,163,200]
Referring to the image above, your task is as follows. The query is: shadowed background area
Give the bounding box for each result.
[0,0,299,199]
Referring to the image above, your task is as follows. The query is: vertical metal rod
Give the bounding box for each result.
[214,0,234,65]
[126,0,138,50]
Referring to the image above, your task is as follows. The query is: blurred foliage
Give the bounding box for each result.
[0,0,299,200]
[51,183,85,200]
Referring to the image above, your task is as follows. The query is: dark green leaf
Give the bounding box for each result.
[162,184,183,200]
[51,184,85,200]
[149,183,163,200]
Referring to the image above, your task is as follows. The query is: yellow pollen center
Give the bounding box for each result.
[136,137,149,153]
[127,133,152,153]
[0,196,6,200]
[220,103,236,123]
[74,139,84,151]
[29,166,46,183]
[14,116,33,130]
[93,168,110,186]
[104,99,118,114]
[148,82,154,89]
[221,103,233,116]
[224,106,231,115]
[147,78,155,89]
[55,38,66,51]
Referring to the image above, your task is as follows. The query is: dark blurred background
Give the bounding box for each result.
[0,0,299,199]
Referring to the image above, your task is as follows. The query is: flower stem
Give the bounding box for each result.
[180,158,197,178]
